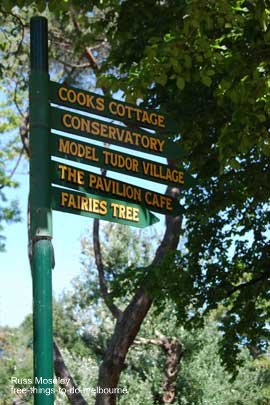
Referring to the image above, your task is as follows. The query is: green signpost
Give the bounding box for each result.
[29,14,192,405]
[50,133,194,188]
[50,105,186,159]
[49,80,178,133]
[52,187,159,227]
[51,161,183,216]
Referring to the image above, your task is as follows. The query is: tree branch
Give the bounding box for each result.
[0,147,23,190]
[58,60,93,69]
[53,340,88,405]
[161,337,183,404]
[135,331,184,404]
[84,47,98,70]
[134,337,164,346]
[226,271,269,297]
[93,218,123,320]
[0,8,25,57]
[19,113,29,157]
[14,81,25,118]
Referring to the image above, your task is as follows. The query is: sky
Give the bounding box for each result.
[0,170,91,327]
[0,137,166,327]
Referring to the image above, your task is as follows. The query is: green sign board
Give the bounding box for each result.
[50,134,194,189]
[51,161,182,217]
[50,106,185,160]
[50,80,177,133]
[51,186,159,228]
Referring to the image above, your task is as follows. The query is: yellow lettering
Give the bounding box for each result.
[91,121,100,135]
[58,87,68,102]
[126,206,133,220]
[116,104,126,117]
[59,138,70,153]
[100,123,108,137]
[141,135,150,149]
[109,101,117,115]
[66,167,84,185]
[89,174,97,188]
[111,202,119,218]
[158,115,165,128]
[60,191,69,206]
[132,159,139,172]
[80,118,90,133]
[133,207,139,222]
[118,204,126,218]
[110,202,139,222]
[93,199,100,213]
[178,171,184,184]
[157,139,165,152]
[80,197,89,210]
[149,112,158,125]
[71,116,80,130]
[58,164,68,180]
[67,89,76,103]
[77,92,86,106]
[149,137,158,151]
[96,97,105,111]
[142,110,151,124]
[62,113,72,128]
[125,105,133,119]
[99,200,107,215]
[108,125,117,140]
[67,194,76,208]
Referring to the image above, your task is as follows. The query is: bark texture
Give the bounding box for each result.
[161,337,183,403]
[135,333,184,403]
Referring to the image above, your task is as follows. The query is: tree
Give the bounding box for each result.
[47,261,270,404]
[91,0,270,373]
[2,224,269,404]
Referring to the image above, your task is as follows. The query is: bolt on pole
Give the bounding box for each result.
[29,16,54,405]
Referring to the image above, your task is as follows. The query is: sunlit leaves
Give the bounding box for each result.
[92,0,270,371]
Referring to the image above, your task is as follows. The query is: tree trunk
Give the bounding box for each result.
[161,338,183,403]
[95,211,182,405]
[96,287,152,405]
[134,334,184,403]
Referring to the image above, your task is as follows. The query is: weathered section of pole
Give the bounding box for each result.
[30,16,54,405]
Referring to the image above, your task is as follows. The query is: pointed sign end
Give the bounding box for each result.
[149,212,160,226]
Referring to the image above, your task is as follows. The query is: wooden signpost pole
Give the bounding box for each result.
[30,16,54,405]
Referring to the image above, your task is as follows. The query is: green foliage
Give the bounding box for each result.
[53,224,269,403]
[54,349,99,405]
[79,222,158,304]
[0,316,33,404]
[89,0,270,371]
[97,0,270,165]
[2,224,270,404]
[0,96,21,249]
[54,288,270,405]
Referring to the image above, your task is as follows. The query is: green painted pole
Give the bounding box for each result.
[30,16,54,404]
